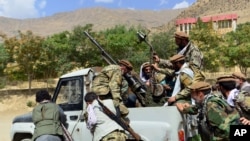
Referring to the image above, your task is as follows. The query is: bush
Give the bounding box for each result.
[26,101,35,107]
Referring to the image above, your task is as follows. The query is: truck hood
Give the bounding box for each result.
[12,112,32,123]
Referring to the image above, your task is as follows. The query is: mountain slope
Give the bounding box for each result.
[0,7,184,37]
[156,0,250,32]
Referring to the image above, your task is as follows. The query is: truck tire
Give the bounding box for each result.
[13,133,32,141]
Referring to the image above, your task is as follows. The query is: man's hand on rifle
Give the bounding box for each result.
[153,54,160,63]
[151,63,160,72]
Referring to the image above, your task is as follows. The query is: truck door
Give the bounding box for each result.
[52,75,93,141]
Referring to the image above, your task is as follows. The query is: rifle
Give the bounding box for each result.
[61,123,74,141]
[137,31,160,96]
[97,99,142,141]
[84,31,147,107]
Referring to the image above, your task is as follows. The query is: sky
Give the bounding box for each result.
[0,0,196,19]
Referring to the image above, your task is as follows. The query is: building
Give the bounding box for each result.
[175,13,238,35]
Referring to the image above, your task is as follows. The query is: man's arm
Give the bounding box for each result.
[108,69,123,101]
[175,72,193,101]
[206,101,232,140]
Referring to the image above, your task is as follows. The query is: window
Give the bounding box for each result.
[218,20,232,29]
[55,78,83,111]
[180,24,183,31]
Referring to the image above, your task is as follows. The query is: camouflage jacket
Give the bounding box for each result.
[202,94,240,141]
[159,41,203,70]
[234,90,250,119]
[181,41,203,70]
[91,65,124,101]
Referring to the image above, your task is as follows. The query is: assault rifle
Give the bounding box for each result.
[97,99,141,141]
[84,31,147,107]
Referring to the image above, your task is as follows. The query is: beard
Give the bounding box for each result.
[195,100,203,108]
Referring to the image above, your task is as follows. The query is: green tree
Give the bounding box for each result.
[68,24,102,68]
[223,22,250,75]
[0,43,9,76]
[93,25,147,71]
[190,18,222,72]
[2,30,44,93]
[150,31,176,60]
[40,31,73,77]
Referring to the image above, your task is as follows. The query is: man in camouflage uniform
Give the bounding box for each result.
[91,60,133,117]
[177,81,241,141]
[232,72,250,92]
[217,75,250,125]
[166,54,194,105]
[153,31,205,83]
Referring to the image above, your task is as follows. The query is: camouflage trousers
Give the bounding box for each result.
[113,99,129,117]
[101,130,127,141]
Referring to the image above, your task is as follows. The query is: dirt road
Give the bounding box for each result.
[1,109,30,141]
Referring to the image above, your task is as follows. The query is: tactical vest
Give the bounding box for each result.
[32,102,63,141]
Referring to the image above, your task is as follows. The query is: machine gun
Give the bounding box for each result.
[137,31,164,97]
[84,31,147,107]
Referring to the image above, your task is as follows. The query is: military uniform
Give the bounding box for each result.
[175,31,205,83]
[232,72,250,92]
[169,54,194,104]
[91,60,134,117]
[188,81,241,141]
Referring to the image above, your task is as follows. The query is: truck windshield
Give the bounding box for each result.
[54,78,84,111]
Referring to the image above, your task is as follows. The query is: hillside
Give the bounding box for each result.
[156,0,250,32]
[1,0,250,37]
[0,7,184,37]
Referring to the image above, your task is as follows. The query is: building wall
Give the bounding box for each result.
[176,13,238,35]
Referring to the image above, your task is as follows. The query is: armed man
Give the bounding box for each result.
[91,60,134,118]
[176,81,241,141]
[153,31,205,83]
[216,75,250,125]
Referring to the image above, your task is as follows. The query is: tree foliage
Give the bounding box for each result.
[2,21,250,88]
[223,22,250,75]
[190,18,222,72]
[1,30,44,91]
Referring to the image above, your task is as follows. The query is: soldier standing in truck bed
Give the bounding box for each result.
[153,31,205,83]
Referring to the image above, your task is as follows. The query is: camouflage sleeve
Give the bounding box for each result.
[107,69,123,101]
[159,58,173,68]
[206,101,231,140]
[188,45,203,69]
[157,68,175,77]
[175,72,192,100]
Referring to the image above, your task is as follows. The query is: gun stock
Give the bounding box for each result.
[97,99,141,141]
[84,31,147,107]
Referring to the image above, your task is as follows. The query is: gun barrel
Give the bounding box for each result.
[84,31,147,107]
[84,31,117,65]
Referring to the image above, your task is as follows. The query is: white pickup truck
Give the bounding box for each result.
[10,68,187,141]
